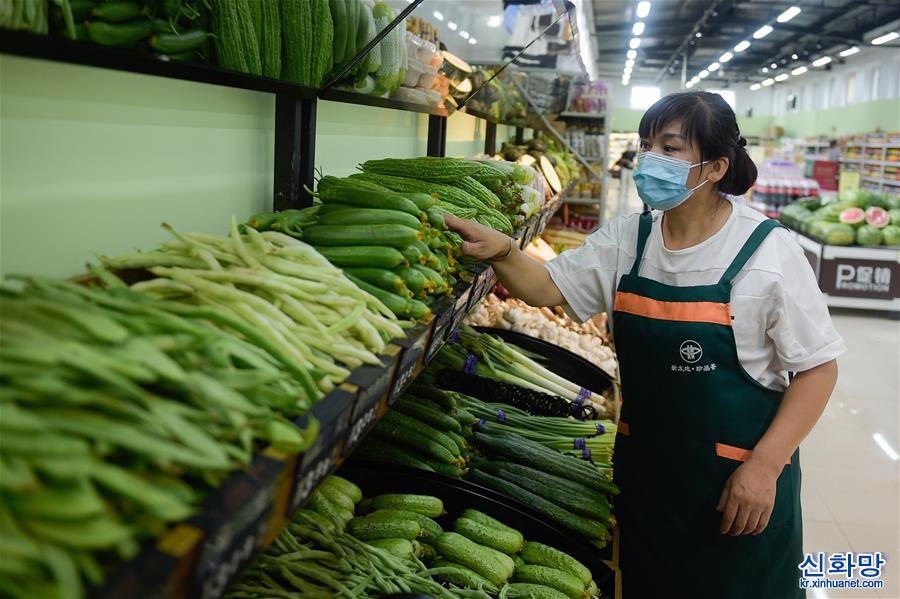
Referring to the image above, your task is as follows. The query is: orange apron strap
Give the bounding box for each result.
[715,442,790,466]
[614,291,731,326]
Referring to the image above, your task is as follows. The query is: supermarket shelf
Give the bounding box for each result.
[846,142,900,149]
[96,205,556,599]
[862,176,900,186]
[461,105,529,128]
[558,111,606,120]
[840,158,897,167]
[563,197,603,205]
[319,88,448,116]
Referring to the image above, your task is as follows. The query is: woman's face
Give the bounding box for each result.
[639,119,707,188]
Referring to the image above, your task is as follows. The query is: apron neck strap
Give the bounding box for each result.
[629,210,654,277]
[718,219,782,287]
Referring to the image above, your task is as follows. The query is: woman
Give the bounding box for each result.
[446,92,844,598]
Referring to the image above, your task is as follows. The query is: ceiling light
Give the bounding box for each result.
[791,53,798,59]
[750,83,761,91]
[486,15,503,28]
[636,1,651,19]
[734,40,751,52]
[630,37,641,49]
[624,66,633,74]
[625,59,635,67]
[775,73,789,81]
[686,80,695,88]
[791,66,808,75]
[762,67,769,73]
[839,46,860,57]
[627,49,637,59]
[708,62,720,72]
[432,10,444,21]
[872,31,899,45]
[447,21,458,31]
[873,433,899,461]
[698,69,710,79]
[468,38,477,45]
[695,32,702,38]
[777,6,801,23]
[459,30,470,40]
[690,75,700,83]
[770,62,778,69]
[762,78,775,86]
[719,51,733,62]
[633,22,645,36]
[811,56,832,67]
[753,25,773,39]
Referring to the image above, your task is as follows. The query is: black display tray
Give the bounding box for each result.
[339,462,614,597]
[473,327,614,396]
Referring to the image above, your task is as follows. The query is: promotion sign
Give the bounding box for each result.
[838,171,861,197]
[820,258,898,300]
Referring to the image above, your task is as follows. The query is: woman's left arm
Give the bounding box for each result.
[717,359,838,536]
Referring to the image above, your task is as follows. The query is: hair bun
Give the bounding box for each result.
[737,135,747,148]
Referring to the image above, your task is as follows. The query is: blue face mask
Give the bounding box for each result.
[633,152,709,211]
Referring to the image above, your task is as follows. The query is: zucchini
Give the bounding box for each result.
[357,494,444,517]
[466,468,606,541]
[513,565,585,599]
[149,30,208,54]
[321,475,362,504]
[401,244,426,266]
[508,583,571,599]
[344,267,407,294]
[347,517,421,541]
[381,410,461,459]
[317,177,422,217]
[301,224,421,248]
[371,423,456,465]
[92,2,142,22]
[394,267,431,294]
[394,398,462,432]
[363,509,442,543]
[314,245,407,269]
[86,20,151,47]
[435,532,509,586]
[521,541,592,587]
[429,559,499,593]
[358,437,435,472]
[366,537,414,559]
[317,207,423,230]
[454,517,524,555]
[346,275,430,320]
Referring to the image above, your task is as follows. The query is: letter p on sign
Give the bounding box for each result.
[836,264,855,286]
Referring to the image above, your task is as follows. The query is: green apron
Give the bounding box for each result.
[612,211,804,598]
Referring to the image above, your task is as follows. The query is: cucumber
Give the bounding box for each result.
[412,264,447,292]
[508,583,571,599]
[357,494,444,517]
[394,267,431,294]
[485,544,516,579]
[306,489,342,525]
[363,509,442,543]
[435,532,509,586]
[296,509,338,534]
[394,398,462,432]
[321,475,363,504]
[445,430,470,454]
[366,537,414,558]
[317,177,422,217]
[381,410,461,459]
[426,207,447,230]
[336,507,354,524]
[92,1,142,22]
[404,192,437,210]
[345,267,407,294]
[454,517,524,555]
[407,386,458,412]
[461,509,523,539]
[347,517,421,541]
[66,0,95,22]
[314,245,407,269]
[301,224,420,248]
[328,0,347,65]
[429,559,500,593]
[410,239,440,269]
[86,20,151,47]
[401,244,426,266]
[318,483,355,513]
[422,458,465,477]
[149,30,208,53]
[521,541,592,587]
[513,565,586,599]
[317,206,423,230]
[371,423,456,465]
[358,437,436,472]
[346,275,430,320]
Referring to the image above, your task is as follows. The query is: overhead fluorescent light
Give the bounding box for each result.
[750,83,761,91]
[633,22,645,36]
[690,75,700,83]
[695,32,702,38]
[762,78,775,86]
[791,66,808,75]
[872,31,899,45]
[447,21,458,31]
[459,30,470,40]
[630,37,641,49]
[624,66,633,74]
[627,49,637,59]
[874,433,899,461]
[719,51,733,63]
[753,25,773,39]
[686,80,695,88]
[486,15,503,28]
[791,53,799,59]
[469,38,477,45]
[432,10,444,21]
[775,73,789,81]
[625,59,635,67]
[762,67,769,73]
[777,6,801,23]
[636,1,651,19]
[812,56,832,67]
[839,46,860,57]
[708,62,720,72]
[698,69,710,79]
[734,40,751,52]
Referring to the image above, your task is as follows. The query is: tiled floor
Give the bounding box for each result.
[602,178,900,597]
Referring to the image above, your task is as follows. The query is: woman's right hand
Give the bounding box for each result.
[443,214,513,261]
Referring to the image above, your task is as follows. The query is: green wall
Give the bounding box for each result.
[0,55,486,278]
[770,98,900,138]
[611,107,642,132]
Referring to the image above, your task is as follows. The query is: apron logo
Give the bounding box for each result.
[679,340,703,363]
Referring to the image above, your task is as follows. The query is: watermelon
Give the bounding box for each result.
[822,223,856,246]
[856,225,884,247]
[889,208,900,226]
[819,204,846,223]
[886,196,900,210]
[882,225,900,247]
[865,206,890,229]
[839,207,865,226]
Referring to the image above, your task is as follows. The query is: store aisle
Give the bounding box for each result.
[801,313,900,598]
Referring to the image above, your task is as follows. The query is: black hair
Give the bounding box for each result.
[638,91,757,195]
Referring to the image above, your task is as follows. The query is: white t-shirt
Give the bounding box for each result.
[545,199,845,390]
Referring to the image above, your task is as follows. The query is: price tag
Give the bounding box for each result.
[343,401,379,456]
[291,449,336,510]
[448,286,473,335]
[387,328,428,404]
[424,297,455,363]
[196,510,270,599]
[480,267,497,298]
